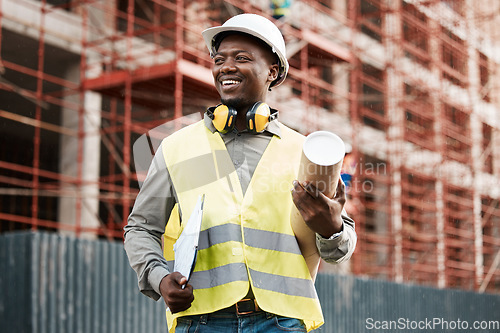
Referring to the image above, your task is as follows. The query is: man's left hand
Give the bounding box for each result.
[291,179,346,238]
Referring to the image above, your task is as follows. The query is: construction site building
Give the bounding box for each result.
[0,0,499,294]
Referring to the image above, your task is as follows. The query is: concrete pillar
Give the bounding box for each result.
[471,111,485,289]
[383,1,404,283]
[494,129,500,178]
[58,63,102,239]
[435,180,446,288]
[465,0,484,289]
[58,1,109,238]
[433,91,446,289]
[490,52,500,178]
[333,0,347,17]
[332,62,350,118]
[427,9,447,288]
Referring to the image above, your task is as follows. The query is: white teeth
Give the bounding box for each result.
[222,80,240,86]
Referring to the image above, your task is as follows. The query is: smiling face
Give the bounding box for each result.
[212,33,279,113]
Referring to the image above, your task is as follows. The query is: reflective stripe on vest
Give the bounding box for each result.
[244,227,302,255]
[190,262,248,289]
[162,120,324,331]
[249,268,317,299]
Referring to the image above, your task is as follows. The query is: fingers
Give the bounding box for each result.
[168,271,187,286]
[292,180,321,198]
[174,273,188,287]
[292,180,346,219]
[291,180,343,237]
[292,181,317,212]
[292,180,329,203]
[334,179,346,205]
[170,282,194,313]
[292,181,331,223]
[160,272,194,314]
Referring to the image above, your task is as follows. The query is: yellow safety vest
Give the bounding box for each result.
[161,120,324,332]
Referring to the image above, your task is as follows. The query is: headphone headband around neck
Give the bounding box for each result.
[207,102,278,134]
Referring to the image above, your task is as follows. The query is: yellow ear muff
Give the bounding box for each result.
[211,104,237,134]
[246,102,271,133]
[207,102,276,134]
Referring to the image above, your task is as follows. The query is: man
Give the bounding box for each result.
[124,13,356,332]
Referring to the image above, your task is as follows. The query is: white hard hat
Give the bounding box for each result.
[202,14,289,87]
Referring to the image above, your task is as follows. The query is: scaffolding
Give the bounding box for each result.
[0,0,499,293]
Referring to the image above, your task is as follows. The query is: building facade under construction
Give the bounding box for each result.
[0,0,499,295]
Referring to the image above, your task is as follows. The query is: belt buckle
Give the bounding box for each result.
[235,299,259,315]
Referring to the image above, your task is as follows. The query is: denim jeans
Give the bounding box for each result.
[175,311,307,333]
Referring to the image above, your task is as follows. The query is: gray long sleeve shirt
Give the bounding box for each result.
[124,114,357,301]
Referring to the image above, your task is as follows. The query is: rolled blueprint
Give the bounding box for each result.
[291,131,345,281]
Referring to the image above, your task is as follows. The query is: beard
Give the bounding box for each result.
[220,97,251,112]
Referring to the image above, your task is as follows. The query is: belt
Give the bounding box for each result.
[219,299,262,315]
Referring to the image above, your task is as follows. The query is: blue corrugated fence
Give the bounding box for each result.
[0,231,166,333]
[314,274,500,332]
[1,231,499,332]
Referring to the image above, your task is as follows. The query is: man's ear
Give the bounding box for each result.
[268,63,279,83]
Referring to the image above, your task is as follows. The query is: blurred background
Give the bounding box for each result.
[0,0,499,331]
